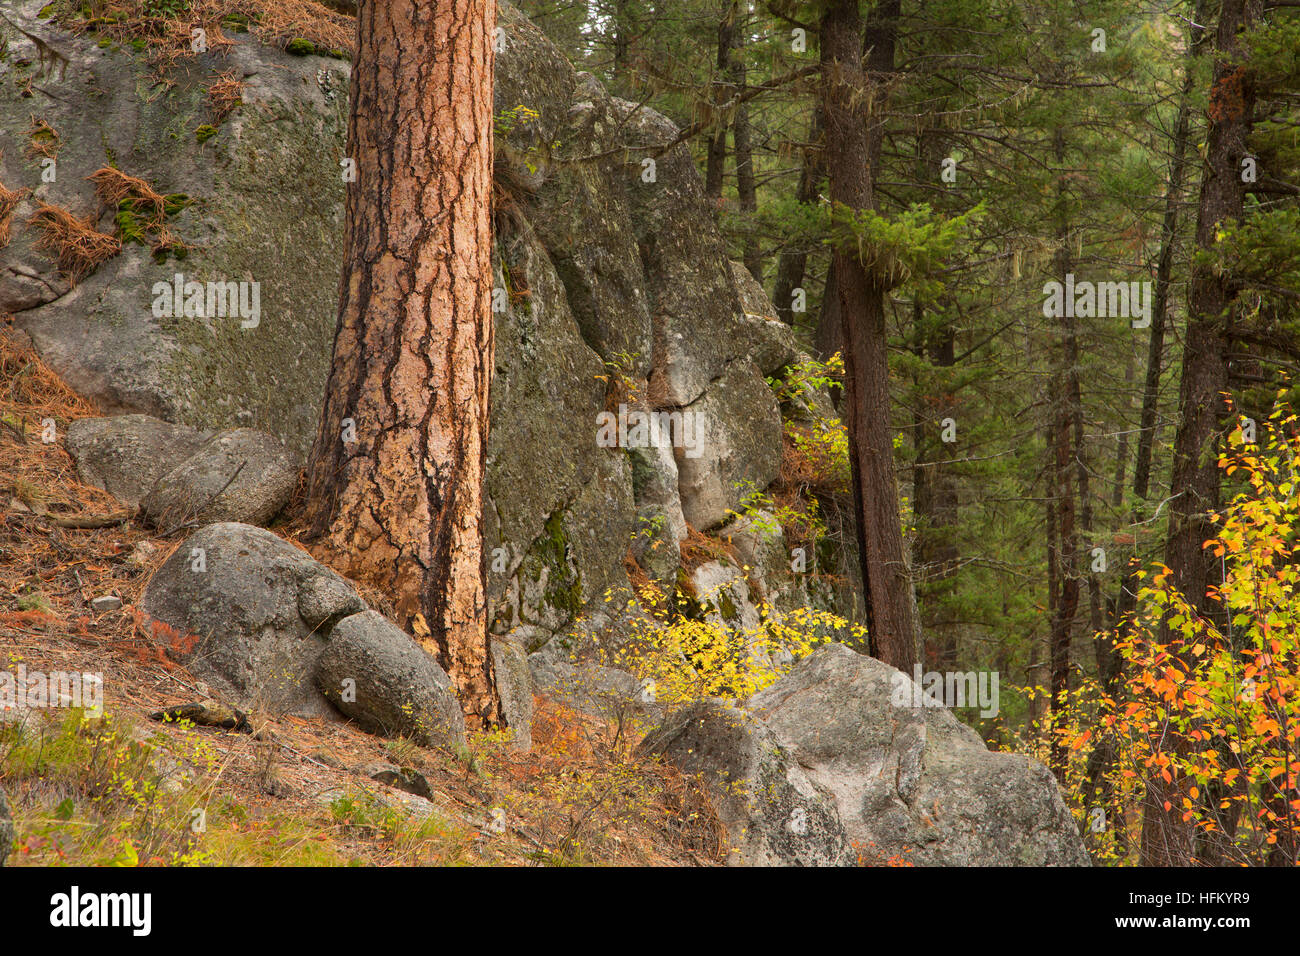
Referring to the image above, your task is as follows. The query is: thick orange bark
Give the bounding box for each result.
[302,0,499,727]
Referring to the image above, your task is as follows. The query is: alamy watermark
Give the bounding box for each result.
[1,666,103,717]
[1043,273,1152,328]
[596,404,703,459]
[151,272,261,329]
[891,664,1000,718]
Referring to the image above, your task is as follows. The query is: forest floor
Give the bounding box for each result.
[0,327,725,866]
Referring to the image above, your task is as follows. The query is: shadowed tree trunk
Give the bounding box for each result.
[821,0,917,671]
[911,311,960,672]
[815,259,843,363]
[301,0,500,728]
[1047,180,1081,784]
[704,1,737,204]
[734,90,762,281]
[1141,0,1256,866]
[1093,0,1209,850]
[728,7,762,283]
[772,107,824,326]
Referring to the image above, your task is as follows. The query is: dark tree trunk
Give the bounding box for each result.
[821,0,917,671]
[612,0,633,83]
[704,2,737,205]
[1141,0,1257,867]
[772,107,825,326]
[911,311,960,671]
[1045,124,1080,784]
[1095,0,1208,846]
[733,92,762,281]
[815,258,843,364]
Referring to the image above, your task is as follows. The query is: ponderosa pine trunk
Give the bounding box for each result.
[301,0,499,728]
[821,0,917,671]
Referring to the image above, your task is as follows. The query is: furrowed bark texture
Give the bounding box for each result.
[303,0,499,727]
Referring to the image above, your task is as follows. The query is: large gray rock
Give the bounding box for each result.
[65,414,214,507]
[609,99,750,408]
[139,427,298,529]
[499,47,654,377]
[645,645,1087,866]
[1,0,348,452]
[0,785,13,866]
[766,645,1086,865]
[140,522,365,716]
[315,611,466,748]
[730,261,801,376]
[482,218,635,642]
[640,699,852,866]
[627,438,687,582]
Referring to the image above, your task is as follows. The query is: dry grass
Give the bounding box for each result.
[87,166,190,257]
[207,70,244,123]
[0,175,30,249]
[0,329,98,424]
[23,116,60,160]
[679,523,740,574]
[26,203,122,283]
[88,166,165,216]
[53,0,355,72]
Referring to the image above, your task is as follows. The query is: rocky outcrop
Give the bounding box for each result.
[490,635,534,751]
[641,699,852,866]
[674,360,783,531]
[643,644,1089,867]
[730,261,802,376]
[1,0,811,654]
[1,0,348,449]
[482,219,635,643]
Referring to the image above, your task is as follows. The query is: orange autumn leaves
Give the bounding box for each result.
[1051,399,1300,863]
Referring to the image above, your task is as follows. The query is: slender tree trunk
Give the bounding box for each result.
[1045,123,1080,783]
[733,92,762,281]
[725,4,761,281]
[1141,0,1257,866]
[1038,447,1059,734]
[301,0,499,727]
[821,0,917,671]
[1111,342,1135,510]
[1131,0,1208,514]
[772,107,824,326]
[1047,364,1080,781]
[704,1,737,205]
[612,0,633,86]
[912,313,960,671]
[815,258,843,363]
[1115,0,1206,634]
[1091,2,1210,850]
